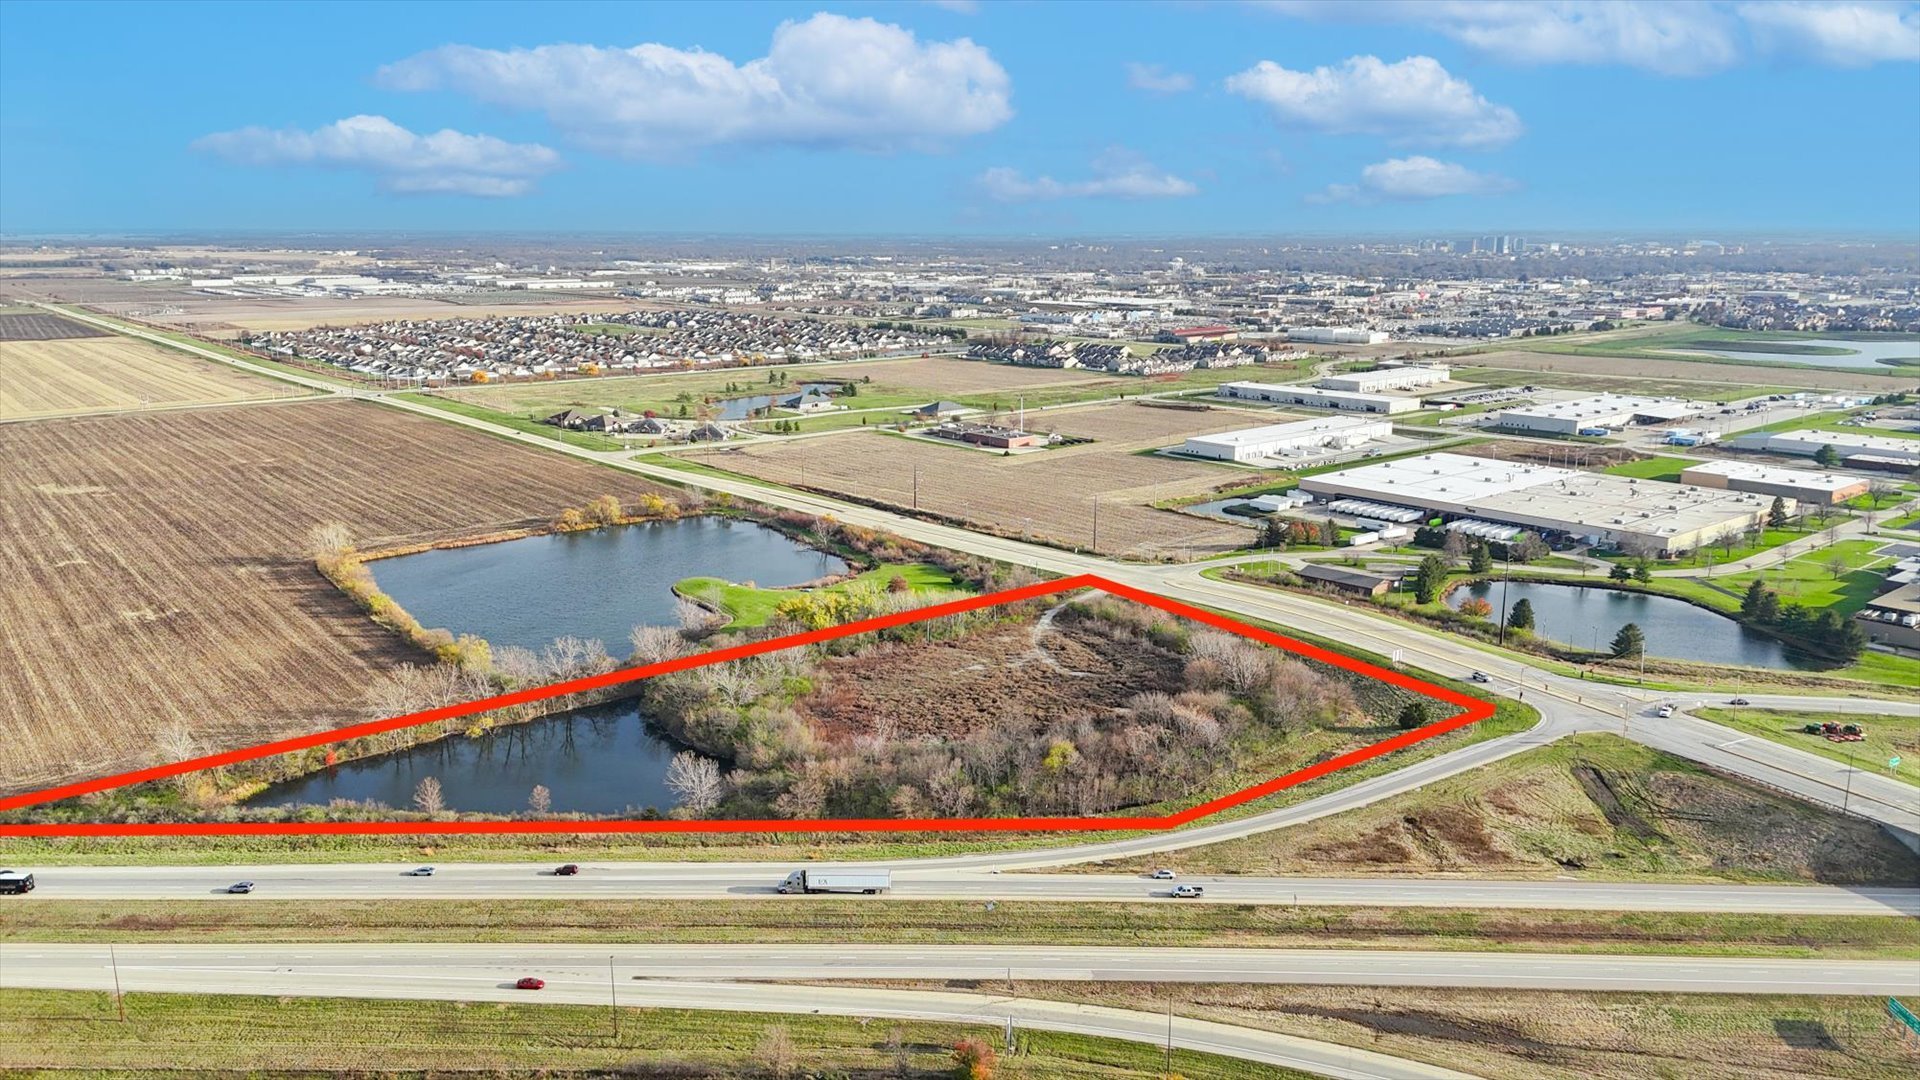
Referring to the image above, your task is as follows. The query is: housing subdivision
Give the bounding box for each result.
[1298,451,1771,555]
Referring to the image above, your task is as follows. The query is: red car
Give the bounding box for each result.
[514,977,545,990]
[554,864,580,876]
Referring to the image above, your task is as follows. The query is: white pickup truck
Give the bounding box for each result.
[779,869,892,895]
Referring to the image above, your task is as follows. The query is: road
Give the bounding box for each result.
[6,943,1913,996]
[19,864,1917,915]
[42,303,1920,854]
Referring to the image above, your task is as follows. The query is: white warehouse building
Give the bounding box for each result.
[1218,381,1420,415]
[1317,365,1451,394]
[1760,429,1920,467]
[1286,327,1391,345]
[1494,393,1702,435]
[1181,415,1391,463]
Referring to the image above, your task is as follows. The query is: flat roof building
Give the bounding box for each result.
[1760,429,1920,466]
[1494,393,1702,435]
[1218,381,1419,415]
[1299,452,1768,555]
[1181,415,1390,463]
[1317,365,1451,394]
[1677,460,1869,505]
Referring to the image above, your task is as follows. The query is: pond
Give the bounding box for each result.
[371,516,847,658]
[1181,497,1268,524]
[714,382,844,419]
[249,699,686,815]
[1447,579,1823,670]
[1658,336,1920,371]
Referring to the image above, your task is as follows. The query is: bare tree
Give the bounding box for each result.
[527,784,552,816]
[676,597,718,634]
[754,1024,797,1080]
[412,775,445,815]
[665,752,726,816]
[304,522,354,560]
[629,624,688,666]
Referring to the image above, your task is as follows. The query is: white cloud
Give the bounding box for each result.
[192,115,562,196]
[1740,2,1920,66]
[1226,55,1521,148]
[1255,1,1918,74]
[978,150,1199,201]
[1309,155,1517,202]
[376,13,1013,159]
[1126,62,1196,94]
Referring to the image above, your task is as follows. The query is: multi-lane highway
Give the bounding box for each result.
[5,943,1913,997]
[17,863,1919,915]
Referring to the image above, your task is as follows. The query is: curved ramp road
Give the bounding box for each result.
[19,864,1920,916]
[6,943,1915,996]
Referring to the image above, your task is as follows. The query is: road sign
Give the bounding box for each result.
[1891,756,1902,770]
[1889,997,1920,1038]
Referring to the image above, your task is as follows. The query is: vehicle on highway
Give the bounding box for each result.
[227,881,255,894]
[779,869,892,895]
[0,870,34,895]
[554,864,580,876]
[1728,697,1751,706]
[514,977,545,990]
[1470,671,1491,683]
[1170,884,1205,898]
[1657,703,1676,718]
[406,866,435,876]
[1149,868,1177,880]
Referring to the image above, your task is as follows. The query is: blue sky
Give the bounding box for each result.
[3,1,1918,236]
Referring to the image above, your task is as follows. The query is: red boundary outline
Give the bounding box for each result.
[0,574,1495,836]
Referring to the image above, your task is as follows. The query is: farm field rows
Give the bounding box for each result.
[681,402,1260,558]
[0,334,309,420]
[0,399,675,795]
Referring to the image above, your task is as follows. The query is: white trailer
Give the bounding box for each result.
[779,869,892,894]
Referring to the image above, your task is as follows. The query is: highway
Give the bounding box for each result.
[18,864,1919,915]
[5,943,1913,996]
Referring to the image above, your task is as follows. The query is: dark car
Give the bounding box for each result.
[514,976,546,990]
[554,864,580,876]
[1728,697,1751,706]
[227,881,255,894]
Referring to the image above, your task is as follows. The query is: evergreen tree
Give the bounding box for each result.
[1413,554,1450,604]
[1741,579,1770,619]
[1397,701,1432,731]
[1767,496,1789,529]
[1815,443,1841,467]
[1633,561,1653,584]
[1610,623,1646,659]
[1509,597,1535,632]
[1259,517,1288,549]
[1469,543,1493,574]
[1608,563,1633,582]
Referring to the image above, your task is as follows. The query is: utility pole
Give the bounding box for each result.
[1091,497,1099,554]
[1165,988,1175,1073]
[912,464,919,511]
[1843,745,1858,814]
[608,955,619,1039]
[109,944,125,1022]
[1497,548,1513,646]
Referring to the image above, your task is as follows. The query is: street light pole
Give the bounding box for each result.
[608,955,619,1039]
[1497,548,1513,646]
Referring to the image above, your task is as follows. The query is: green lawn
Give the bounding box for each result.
[1715,539,1897,615]
[677,561,965,628]
[1601,455,1692,483]
[1595,524,1818,570]
[394,393,627,450]
[1693,707,1919,786]
[0,990,1293,1079]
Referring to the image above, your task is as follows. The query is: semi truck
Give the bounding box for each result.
[0,870,35,895]
[778,869,892,895]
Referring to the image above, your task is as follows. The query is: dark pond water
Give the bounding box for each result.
[250,699,683,814]
[370,516,846,657]
[1448,580,1821,670]
[714,382,843,419]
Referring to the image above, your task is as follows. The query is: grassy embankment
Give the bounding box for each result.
[977,983,1920,1080]
[0,990,1290,1079]
[1693,708,1918,783]
[392,392,628,450]
[1729,407,1920,441]
[1494,322,1920,373]
[676,562,964,629]
[1081,733,1920,887]
[5,898,1914,959]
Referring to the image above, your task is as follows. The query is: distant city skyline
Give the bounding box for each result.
[4,1,1918,236]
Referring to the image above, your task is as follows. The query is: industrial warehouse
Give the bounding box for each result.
[1753,428,1920,467]
[1179,414,1390,463]
[1217,381,1421,415]
[1300,452,1772,555]
[1677,460,1869,505]
[1316,365,1452,393]
[1492,393,1704,435]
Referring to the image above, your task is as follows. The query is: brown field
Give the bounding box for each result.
[839,356,1141,395]
[1471,349,1912,393]
[0,336,308,420]
[684,403,1255,557]
[0,400,675,794]
[0,312,109,341]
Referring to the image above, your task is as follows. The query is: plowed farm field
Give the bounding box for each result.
[0,335,308,420]
[0,400,675,794]
[683,402,1257,558]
